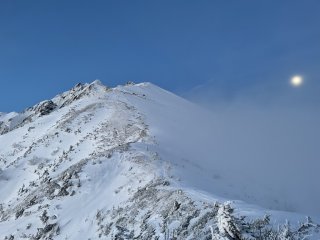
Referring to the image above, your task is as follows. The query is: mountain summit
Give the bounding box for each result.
[0,81,319,239]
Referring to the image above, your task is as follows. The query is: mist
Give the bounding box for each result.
[168,80,320,216]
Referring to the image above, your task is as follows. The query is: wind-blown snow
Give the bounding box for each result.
[115,83,320,216]
[0,81,319,239]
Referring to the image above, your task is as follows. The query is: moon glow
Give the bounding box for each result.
[290,75,303,87]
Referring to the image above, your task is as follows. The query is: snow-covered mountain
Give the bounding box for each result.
[0,81,319,239]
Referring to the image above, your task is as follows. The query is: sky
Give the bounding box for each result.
[0,0,320,111]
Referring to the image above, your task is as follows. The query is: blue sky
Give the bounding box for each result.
[0,0,319,112]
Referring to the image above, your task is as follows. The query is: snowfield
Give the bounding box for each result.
[0,80,319,239]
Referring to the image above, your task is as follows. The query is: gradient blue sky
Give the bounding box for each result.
[0,0,319,112]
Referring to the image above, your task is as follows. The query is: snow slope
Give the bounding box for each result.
[0,81,319,239]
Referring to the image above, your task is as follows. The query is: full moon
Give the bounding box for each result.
[290,75,303,87]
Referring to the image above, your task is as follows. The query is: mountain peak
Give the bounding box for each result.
[90,79,103,86]
[0,80,319,239]
[0,80,109,135]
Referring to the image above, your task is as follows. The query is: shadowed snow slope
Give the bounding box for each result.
[0,81,319,239]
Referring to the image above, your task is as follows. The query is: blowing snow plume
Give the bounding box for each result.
[183,80,320,216]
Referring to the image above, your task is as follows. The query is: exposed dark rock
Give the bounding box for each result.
[40,210,49,223]
[0,121,9,135]
[33,223,58,240]
[173,200,181,211]
[57,186,69,197]
[35,100,57,116]
[15,208,25,219]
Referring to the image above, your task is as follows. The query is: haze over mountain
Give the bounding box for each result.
[0,81,319,239]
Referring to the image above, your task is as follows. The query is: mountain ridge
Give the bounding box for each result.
[0,81,319,239]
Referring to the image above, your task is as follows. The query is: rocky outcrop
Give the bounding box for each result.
[34,100,57,116]
[0,121,9,135]
[58,81,108,108]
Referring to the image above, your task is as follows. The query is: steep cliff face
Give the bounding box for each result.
[0,81,319,239]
